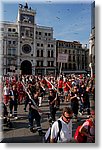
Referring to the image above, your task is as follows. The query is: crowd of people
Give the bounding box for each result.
[0,73,95,142]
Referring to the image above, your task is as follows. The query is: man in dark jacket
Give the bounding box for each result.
[28,91,44,136]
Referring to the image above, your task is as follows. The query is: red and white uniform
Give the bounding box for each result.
[17,82,24,104]
[47,81,52,90]
[58,79,63,89]
[3,85,10,104]
[63,82,69,92]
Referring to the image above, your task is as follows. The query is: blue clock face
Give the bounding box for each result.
[22,44,31,54]
[20,14,34,24]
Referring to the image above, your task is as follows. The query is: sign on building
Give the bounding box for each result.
[10,66,15,71]
[57,53,68,63]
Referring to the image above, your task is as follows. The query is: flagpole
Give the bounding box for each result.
[44,77,60,94]
[21,82,41,112]
[60,62,62,74]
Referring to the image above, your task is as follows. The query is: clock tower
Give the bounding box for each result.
[17,3,36,75]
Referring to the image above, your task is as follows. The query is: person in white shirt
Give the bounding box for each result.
[3,84,10,105]
[50,107,73,143]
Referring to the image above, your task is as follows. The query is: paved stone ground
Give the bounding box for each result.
[1,94,95,143]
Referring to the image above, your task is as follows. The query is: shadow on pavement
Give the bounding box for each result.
[1,134,43,143]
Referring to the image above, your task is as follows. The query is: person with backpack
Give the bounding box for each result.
[50,107,73,143]
[44,118,62,143]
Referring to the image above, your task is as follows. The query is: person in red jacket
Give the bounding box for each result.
[63,79,69,102]
[58,77,63,94]
[78,110,95,143]
[47,78,53,91]
[17,81,25,104]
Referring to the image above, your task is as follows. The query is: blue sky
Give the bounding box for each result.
[1,0,93,47]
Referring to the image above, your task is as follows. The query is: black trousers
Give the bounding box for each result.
[71,101,78,116]
[49,106,56,121]
[28,109,42,132]
[24,98,29,110]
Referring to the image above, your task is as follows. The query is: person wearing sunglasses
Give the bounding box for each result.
[50,107,73,143]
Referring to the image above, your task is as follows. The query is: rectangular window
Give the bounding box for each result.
[36,61,43,67]
[73,50,75,54]
[37,50,39,57]
[37,43,40,47]
[37,61,39,67]
[73,56,75,62]
[13,28,16,32]
[69,55,71,61]
[8,49,11,55]
[51,44,53,48]
[0,28,4,31]
[45,33,47,36]
[48,44,50,47]
[8,59,11,65]
[47,61,54,67]
[64,50,67,54]
[8,28,11,32]
[82,64,84,69]
[47,61,50,67]
[8,41,11,44]
[51,50,53,57]
[8,48,16,55]
[48,33,51,36]
[41,50,43,57]
[39,32,41,35]
[48,51,50,57]
[13,41,16,44]
[41,61,43,67]
[41,43,43,47]
[51,61,54,67]
[12,48,16,55]
[65,63,67,69]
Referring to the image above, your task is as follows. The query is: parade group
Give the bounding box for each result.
[1,73,95,143]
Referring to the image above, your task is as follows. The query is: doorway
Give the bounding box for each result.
[21,60,32,75]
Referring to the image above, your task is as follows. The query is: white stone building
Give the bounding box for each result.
[89,1,95,77]
[0,3,56,76]
[56,40,87,74]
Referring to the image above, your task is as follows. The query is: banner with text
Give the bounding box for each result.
[57,53,68,63]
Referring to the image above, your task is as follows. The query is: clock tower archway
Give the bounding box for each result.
[21,60,32,75]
